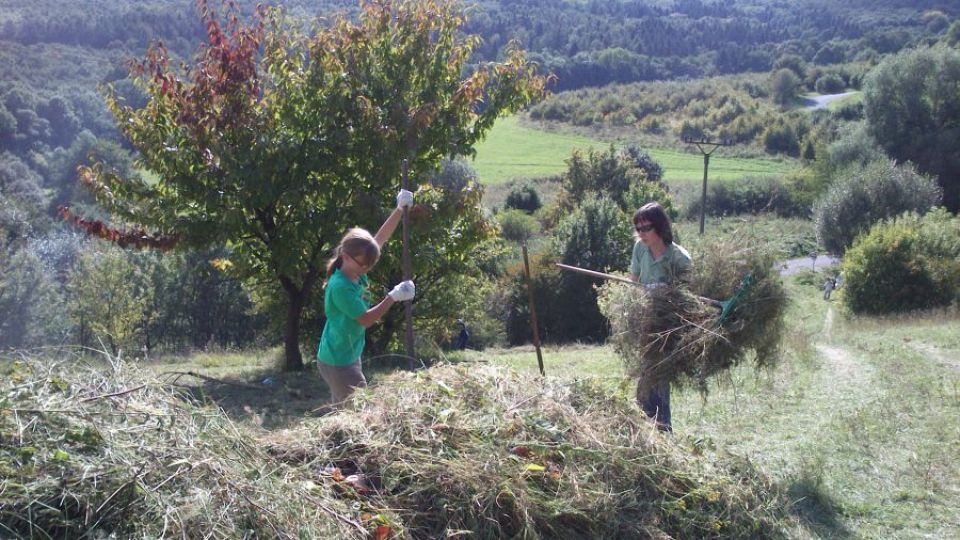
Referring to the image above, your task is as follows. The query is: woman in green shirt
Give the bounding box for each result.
[629,202,692,431]
[317,189,416,407]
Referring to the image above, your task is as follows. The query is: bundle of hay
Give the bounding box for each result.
[599,237,787,395]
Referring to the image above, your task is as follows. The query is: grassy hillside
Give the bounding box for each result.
[472,115,793,185]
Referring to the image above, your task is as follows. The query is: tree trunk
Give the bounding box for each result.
[280,270,320,372]
[282,287,306,371]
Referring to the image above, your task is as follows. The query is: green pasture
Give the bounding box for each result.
[472,115,792,185]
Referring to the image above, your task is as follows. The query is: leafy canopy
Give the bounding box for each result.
[71,0,548,369]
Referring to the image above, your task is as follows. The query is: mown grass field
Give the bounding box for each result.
[471,115,793,185]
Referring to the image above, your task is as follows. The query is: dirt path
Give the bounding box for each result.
[814,306,875,404]
[803,91,859,109]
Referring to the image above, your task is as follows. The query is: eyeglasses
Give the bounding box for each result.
[345,253,371,269]
[635,224,654,233]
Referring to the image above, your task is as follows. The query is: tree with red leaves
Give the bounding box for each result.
[69,0,547,370]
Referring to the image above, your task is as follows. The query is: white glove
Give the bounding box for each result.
[388,280,415,302]
[396,189,414,209]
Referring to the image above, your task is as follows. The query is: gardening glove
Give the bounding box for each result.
[396,188,414,209]
[388,280,416,302]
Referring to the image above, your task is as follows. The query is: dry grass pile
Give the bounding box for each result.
[269,364,799,539]
[599,237,787,395]
[2,354,801,539]
[0,355,355,539]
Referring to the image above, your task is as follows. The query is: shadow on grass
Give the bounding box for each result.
[786,476,854,539]
[174,355,419,430]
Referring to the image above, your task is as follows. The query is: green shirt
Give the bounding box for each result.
[630,241,692,286]
[317,269,370,366]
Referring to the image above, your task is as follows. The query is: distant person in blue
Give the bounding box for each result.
[629,202,692,432]
[823,276,836,300]
[454,319,470,350]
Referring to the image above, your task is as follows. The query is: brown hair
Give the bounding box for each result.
[633,202,673,245]
[326,228,381,277]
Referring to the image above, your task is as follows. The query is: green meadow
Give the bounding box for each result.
[471,115,793,185]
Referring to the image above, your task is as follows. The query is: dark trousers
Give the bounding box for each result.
[638,380,672,431]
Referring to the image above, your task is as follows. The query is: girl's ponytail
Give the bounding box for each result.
[325,246,344,277]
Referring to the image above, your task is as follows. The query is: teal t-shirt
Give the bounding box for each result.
[317,269,370,366]
[630,241,692,285]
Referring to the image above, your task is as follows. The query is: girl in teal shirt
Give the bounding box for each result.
[317,189,416,407]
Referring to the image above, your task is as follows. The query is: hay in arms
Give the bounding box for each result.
[599,238,788,395]
[1,356,801,538]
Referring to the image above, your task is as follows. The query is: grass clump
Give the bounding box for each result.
[599,236,787,396]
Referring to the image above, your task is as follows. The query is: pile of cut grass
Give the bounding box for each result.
[1,355,802,538]
[599,236,787,396]
[0,356,355,538]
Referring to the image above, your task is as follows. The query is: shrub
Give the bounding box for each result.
[623,180,676,219]
[503,184,542,213]
[842,208,960,314]
[762,120,800,156]
[507,196,632,345]
[497,209,540,244]
[684,176,805,219]
[558,145,668,214]
[814,73,845,94]
[621,144,664,183]
[814,159,941,254]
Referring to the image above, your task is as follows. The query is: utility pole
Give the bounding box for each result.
[683,137,732,235]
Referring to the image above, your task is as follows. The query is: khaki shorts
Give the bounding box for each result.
[317,360,367,406]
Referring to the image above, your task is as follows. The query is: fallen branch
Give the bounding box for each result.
[162,371,262,390]
[81,384,147,403]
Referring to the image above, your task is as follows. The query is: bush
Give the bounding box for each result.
[842,208,960,314]
[684,176,805,219]
[762,120,801,156]
[558,145,668,215]
[814,73,845,94]
[814,159,941,254]
[497,209,540,244]
[503,184,542,213]
[507,196,632,345]
[623,180,676,220]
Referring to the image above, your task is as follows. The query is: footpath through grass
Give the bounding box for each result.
[467,277,960,538]
[471,115,792,185]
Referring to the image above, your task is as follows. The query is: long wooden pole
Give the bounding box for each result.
[555,263,636,285]
[522,245,545,376]
[555,262,724,308]
[400,158,416,368]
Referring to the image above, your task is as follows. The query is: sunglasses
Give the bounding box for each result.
[345,253,372,269]
[635,224,655,233]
